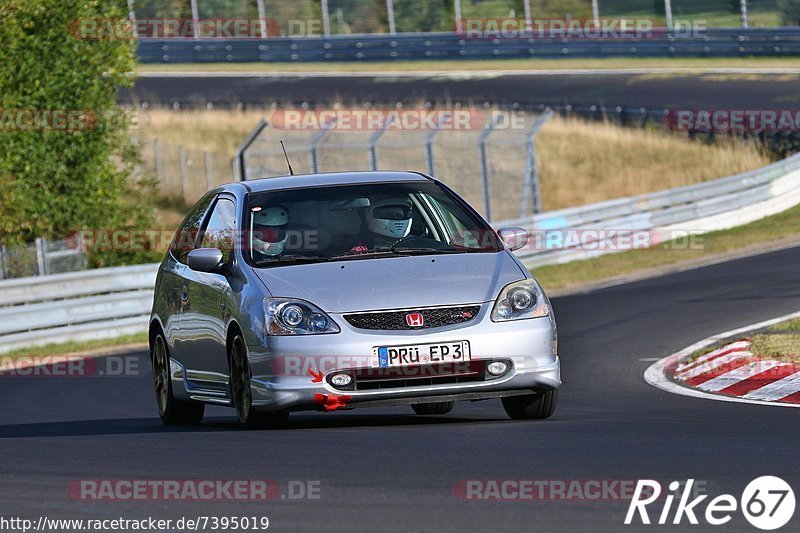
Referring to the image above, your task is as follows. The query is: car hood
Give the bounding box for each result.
[252,252,526,313]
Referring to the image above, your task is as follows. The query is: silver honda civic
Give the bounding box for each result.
[149,171,560,428]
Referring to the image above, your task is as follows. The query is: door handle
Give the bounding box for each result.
[180,285,189,302]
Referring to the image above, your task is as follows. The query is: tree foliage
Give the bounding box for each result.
[781,0,800,25]
[0,0,157,266]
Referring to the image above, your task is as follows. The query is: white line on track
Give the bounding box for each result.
[135,67,800,79]
[644,310,800,408]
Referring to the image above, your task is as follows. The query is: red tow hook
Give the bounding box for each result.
[314,393,352,411]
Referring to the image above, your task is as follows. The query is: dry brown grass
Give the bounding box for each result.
[536,118,771,209]
[135,108,771,216]
[140,109,257,154]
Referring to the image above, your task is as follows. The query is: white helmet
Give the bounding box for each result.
[367,197,413,239]
[252,206,288,257]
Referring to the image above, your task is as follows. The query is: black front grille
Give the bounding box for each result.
[353,361,487,390]
[344,305,481,330]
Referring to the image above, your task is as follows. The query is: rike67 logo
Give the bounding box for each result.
[625,477,795,530]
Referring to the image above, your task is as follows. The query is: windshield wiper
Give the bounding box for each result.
[390,246,464,255]
[254,254,329,267]
[329,247,464,262]
[329,250,397,261]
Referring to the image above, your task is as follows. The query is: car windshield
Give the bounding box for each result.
[245,181,501,266]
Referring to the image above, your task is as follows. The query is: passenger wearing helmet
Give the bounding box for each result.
[252,205,289,257]
[349,196,413,254]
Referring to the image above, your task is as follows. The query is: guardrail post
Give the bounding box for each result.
[235,119,269,181]
[0,245,6,280]
[35,237,47,276]
[664,0,674,30]
[321,0,331,37]
[309,118,337,173]
[425,128,439,176]
[256,0,267,38]
[740,0,749,29]
[179,146,189,199]
[386,0,396,35]
[520,109,553,217]
[204,151,214,190]
[368,115,395,171]
[190,0,201,39]
[77,232,88,270]
[478,114,503,222]
[127,0,137,38]
[153,139,164,190]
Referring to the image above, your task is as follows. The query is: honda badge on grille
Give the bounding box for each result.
[405,312,424,328]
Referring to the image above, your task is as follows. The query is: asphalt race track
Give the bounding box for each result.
[123,72,800,110]
[2,245,799,532]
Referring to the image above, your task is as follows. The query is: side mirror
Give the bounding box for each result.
[187,248,224,273]
[497,227,529,252]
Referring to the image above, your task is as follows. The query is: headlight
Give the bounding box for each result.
[491,279,550,322]
[264,298,340,335]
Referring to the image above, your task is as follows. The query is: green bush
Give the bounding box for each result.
[0,0,160,266]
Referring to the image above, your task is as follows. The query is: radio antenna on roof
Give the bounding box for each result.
[280,140,295,176]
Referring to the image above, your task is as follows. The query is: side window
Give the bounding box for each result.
[426,195,483,249]
[200,198,237,263]
[171,194,214,264]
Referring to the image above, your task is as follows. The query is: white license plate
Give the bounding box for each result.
[372,341,471,368]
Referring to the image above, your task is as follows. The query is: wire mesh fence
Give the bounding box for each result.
[0,238,87,280]
[135,138,234,203]
[241,109,552,222]
[129,0,790,36]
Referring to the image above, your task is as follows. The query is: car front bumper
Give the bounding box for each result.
[243,304,561,412]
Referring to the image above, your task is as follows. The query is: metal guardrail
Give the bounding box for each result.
[3,150,800,352]
[502,151,800,267]
[0,264,158,354]
[137,28,800,63]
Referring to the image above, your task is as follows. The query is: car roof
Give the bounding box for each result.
[233,171,431,194]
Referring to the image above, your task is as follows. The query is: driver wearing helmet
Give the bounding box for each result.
[349,196,413,254]
[252,205,289,258]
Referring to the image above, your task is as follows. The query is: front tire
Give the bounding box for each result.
[229,334,289,430]
[502,390,558,420]
[411,401,454,415]
[151,333,205,425]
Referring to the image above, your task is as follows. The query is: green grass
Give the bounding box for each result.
[750,331,800,363]
[3,333,148,359]
[531,203,800,291]
[751,317,800,363]
[683,315,800,367]
[769,318,800,332]
[136,57,800,74]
